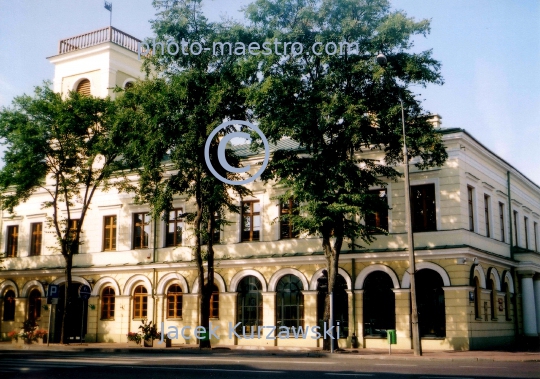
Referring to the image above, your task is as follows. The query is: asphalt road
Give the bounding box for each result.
[0,351,539,379]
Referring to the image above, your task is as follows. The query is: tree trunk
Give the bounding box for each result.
[321,222,343,351]
[200,212,215,348]
[60,251,73,344]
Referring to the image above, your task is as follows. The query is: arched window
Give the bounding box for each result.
[363,271,395,336]
[124,81,134,90]
[133,285,148,319]
[317,273,349,337]
[76,79,91,96]
[474,276,481,319]
[488,278,498,320]
[28,289,41,320]
[167,284,183,319]
[503,282,512,321]
[2,290,15,321]
[210,284,219,319]
[416,269,446,337]
[276,274,304,329]
[101,287,115,320]
[237,276,262,332]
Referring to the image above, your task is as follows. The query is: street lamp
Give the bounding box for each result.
[376,53,422,356]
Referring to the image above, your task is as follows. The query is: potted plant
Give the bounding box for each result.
[34,329,48,344]
[20,319,38,344]
[138,319,159,347]
[7,330,19,345]
[127,331,142,346]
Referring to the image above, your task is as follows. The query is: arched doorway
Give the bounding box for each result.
[363,271,395,336]
[317,273,349,338]
[416,269,446,337]
[52,283,88,343]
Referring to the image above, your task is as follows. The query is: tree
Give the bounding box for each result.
[0,84,127,344]
[118,0,256,348]
[246,0,447,349]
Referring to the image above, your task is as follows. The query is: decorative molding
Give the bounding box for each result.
[465,172,480,182]
[442,286,474,291]
[354,264,400,290]
[98,204,123,210]
[532,212,540,218]
[511,199,523,207]
[27,213,47,219]
[482,182,495,191]
[310,267,352,290]
[2,216,23,221]
[522,206,532,213]
[496,190,507,197]
[402,262,451,288]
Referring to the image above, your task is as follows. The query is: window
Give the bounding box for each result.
[484,195,491,238]
[132,285,148,319]
[212,213,221,244]
[133,213,151,249]
[365,189,388,233]
[276,274,304,329]
[103,216,117,251]
[467,186,475,232]
[237,276,263,332]
[503,282,512,321]
[499,202,506,242]
[474,277,481,319]
[2,290,15,321]
[416,269,446,337]
[167,284,183,319]
[101,287,115,320]
[363,271,395,336]
[210,284,219,318]
[76,79,91,96]
[524,216,529,250]
[534,222,538,252]
[124,81,134,90]
[280,199,299,239]
[513,211,518,246]
[488,279,497,320]
[411,184,437,232]
[241,200,260,242]
[28,289,41,320]
[317,274,349,338]
[6,225,18,258]
[30,223,42,256]
[166,208,183,247]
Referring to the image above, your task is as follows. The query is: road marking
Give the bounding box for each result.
[325,374,374,377]
[149,357,334,365]
[115,365,285,374]
[460,366,507,369]
[375,363,417,367]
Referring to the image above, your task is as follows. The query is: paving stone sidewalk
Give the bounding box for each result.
[1,342,539,362]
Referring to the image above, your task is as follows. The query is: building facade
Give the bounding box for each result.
[1,28,540,351]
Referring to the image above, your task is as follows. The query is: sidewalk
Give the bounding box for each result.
[1,342,539,362]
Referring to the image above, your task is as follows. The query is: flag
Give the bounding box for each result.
[104,2,112,12]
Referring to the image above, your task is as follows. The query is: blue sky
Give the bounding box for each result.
[1,0,539,184]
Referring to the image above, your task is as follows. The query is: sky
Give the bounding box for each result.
[0,0,539,184]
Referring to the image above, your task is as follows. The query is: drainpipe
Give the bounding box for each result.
[507,171,520,341]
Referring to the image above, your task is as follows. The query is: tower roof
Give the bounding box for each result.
[57,26,140,55]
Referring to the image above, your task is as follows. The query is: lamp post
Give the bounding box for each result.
[376,53,422,356]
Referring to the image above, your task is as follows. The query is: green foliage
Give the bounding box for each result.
[246,0,447,249]
[138,318,160,340]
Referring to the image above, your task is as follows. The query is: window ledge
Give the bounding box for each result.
[166,318,183,321]
[364,335,386,339]
[491,318,498,321]
[421,336,445,340]
[475,317,483,321]
[100,318,115,321]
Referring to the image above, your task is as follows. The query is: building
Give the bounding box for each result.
[1,27,539,351]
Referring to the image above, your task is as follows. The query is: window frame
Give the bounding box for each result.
[499,202,506,243]
[29,222,43,256]
[28,289,41,320]
[513,210,519,246]
[276,274,304,330]
[210,284,219,319]
[365,189,389,234]
[100,287,115,320]
[534,221,539,252]
[165,208,184,247]
[280,198,300,239]
[103,215,117,251]
[166,284,183,319]
[524,216,529,250]
[236,276,263,332]
[132,285,148,320]
[484,194,491,238]
[410,183,437,233]
[6,225,18,258]
[132,212,151,249]
[2,289,16,321]
[241,200,261,242]
[467,186,475,232]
